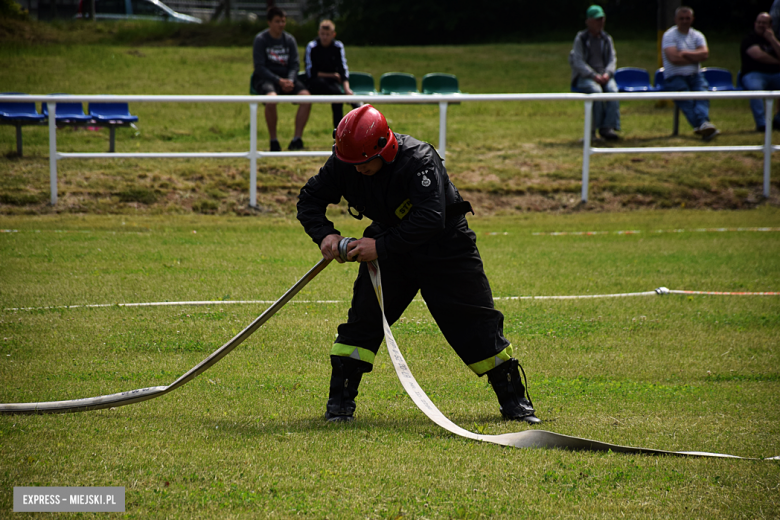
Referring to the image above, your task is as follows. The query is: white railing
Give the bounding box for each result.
[4,91,778,206]
[577,91,778,202]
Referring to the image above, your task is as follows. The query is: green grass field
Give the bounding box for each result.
[1,20,778,214]
[1,19,779,518]
[1,210,779,518]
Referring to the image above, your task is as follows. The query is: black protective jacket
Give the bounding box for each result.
[297,134,466,260]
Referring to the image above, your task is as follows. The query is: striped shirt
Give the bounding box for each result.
[662,26,707,78]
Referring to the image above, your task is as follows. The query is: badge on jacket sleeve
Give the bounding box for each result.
[395,199,412,219]
[417,169,432,188]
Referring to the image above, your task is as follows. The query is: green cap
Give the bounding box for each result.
[586,5,605,19]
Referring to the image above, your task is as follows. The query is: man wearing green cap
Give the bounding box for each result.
[569,4,621,141]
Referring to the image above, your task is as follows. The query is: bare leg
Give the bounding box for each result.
[264,93,278,141]
[294,90,312,139]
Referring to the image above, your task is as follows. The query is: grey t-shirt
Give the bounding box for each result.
[252,29,300,83]
[587,34,606,74]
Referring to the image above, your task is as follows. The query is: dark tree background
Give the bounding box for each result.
[305,0,770,45]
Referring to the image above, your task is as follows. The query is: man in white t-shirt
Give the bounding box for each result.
[662,6,720,140]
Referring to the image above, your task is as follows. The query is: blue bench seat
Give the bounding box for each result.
[0,93,45,157]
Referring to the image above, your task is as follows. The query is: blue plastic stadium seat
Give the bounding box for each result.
[615,67,653,92]
[88,102,139,124]
[380,73,419,95]
[702,67,735,92]
[42,94,92,125]
[656,68,733,91]
[0,92,45,123]
[0,92,45,157]
[654,68,665,90]
[88,102,139,152]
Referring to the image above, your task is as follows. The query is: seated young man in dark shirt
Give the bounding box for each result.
[305,20,355,130]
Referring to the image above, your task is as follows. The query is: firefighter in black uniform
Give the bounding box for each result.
[297,105,540,424]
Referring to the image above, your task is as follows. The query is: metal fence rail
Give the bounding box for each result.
[3,91,778,207]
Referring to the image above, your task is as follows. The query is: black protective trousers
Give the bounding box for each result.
[336,217,511,367]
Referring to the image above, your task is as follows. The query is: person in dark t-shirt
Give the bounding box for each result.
[741,12,780,131]
[252,6,311,151]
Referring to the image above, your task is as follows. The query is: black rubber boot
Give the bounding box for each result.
[486,358,541,424]
[325,355,372,423]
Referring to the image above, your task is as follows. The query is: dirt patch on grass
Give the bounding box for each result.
[461,186,775,215]
[1,140,778,216]
[3,184,775,217]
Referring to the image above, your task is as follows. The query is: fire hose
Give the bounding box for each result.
[1,238,777,460]
[363,257,778,460]
[0,257,331,414]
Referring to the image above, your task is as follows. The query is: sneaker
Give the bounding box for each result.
[702,128,720,141]
[694,121,718,139]
[599,128,619,141]
[757,125,766,133]
[269,139,281,152]
[579,132,603,143]
[288,137,304,151]
[325,412,355,423]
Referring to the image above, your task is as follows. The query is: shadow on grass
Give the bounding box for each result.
[187,409,554,442]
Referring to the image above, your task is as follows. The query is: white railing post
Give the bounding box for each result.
[48,102,57,205]
[581,100,593,203]
[249,102,258,208]
[438,101,448,161]
[764,98,773,198]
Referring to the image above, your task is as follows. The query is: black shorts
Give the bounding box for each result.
[256,78,308,96]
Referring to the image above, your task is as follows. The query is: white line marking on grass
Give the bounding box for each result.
[4,300,346,311]
[5,287,778,312]
[530,227,780,236]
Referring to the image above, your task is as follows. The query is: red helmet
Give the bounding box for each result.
[334,105,398,165]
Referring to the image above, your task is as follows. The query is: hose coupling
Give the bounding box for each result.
[338,237,357,262]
